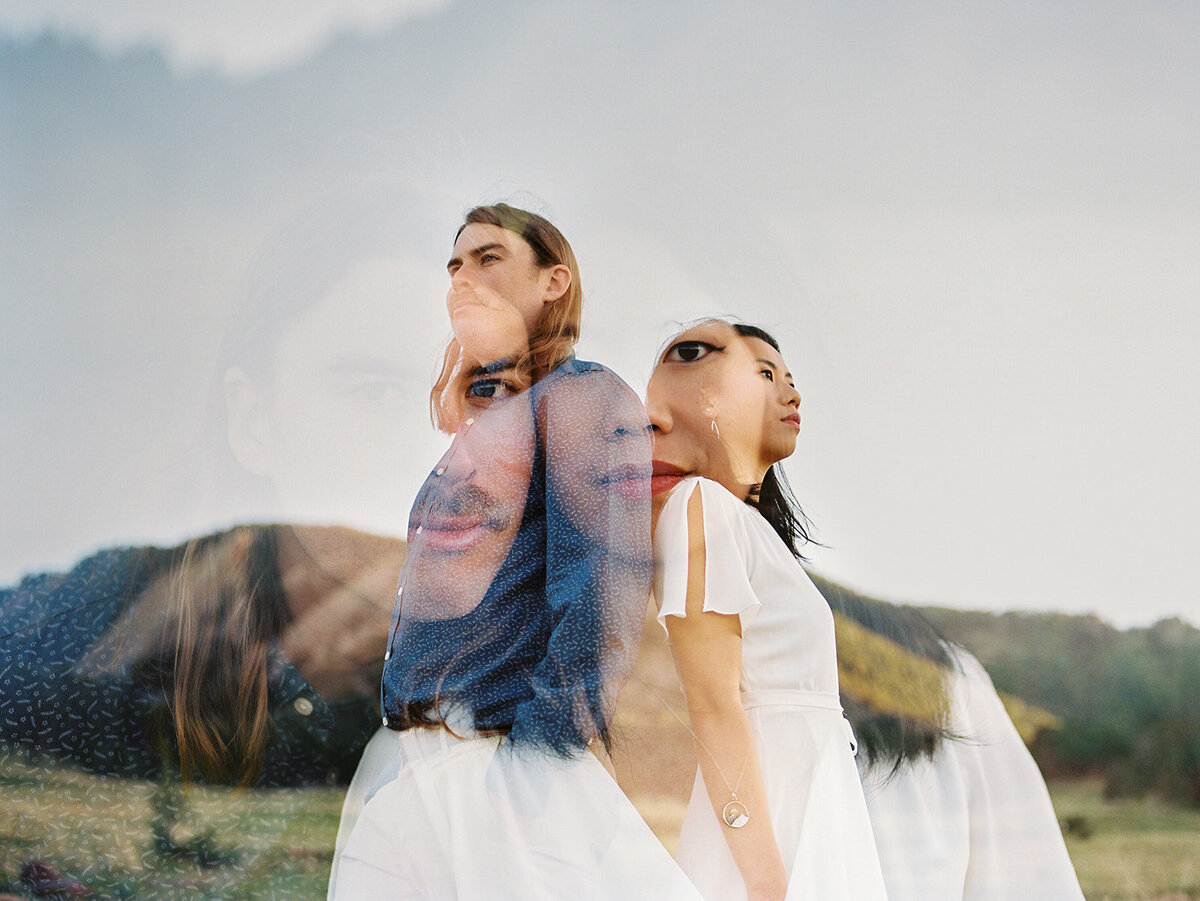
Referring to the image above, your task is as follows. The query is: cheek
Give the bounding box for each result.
[662,405,722,463]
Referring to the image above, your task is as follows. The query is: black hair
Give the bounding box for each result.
[730,323,816,560]
[730,321,954,772]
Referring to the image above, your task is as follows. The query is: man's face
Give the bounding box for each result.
[445,223,555,364]
[401,365,535,620]
[225,255,446,537]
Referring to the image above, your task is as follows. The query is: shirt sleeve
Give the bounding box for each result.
[506,364,654,756]
[652,477,761,629]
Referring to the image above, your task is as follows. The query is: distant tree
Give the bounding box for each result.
[920,606,1200,807]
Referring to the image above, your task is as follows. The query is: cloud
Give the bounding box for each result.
[0,0,452,77]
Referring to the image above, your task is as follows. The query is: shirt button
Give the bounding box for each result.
[464,417,474,426]
[435,467,445,476]
[415,526,422,535]
[293,696,314,717]
[384,650,391,661]
[382,715,389,726]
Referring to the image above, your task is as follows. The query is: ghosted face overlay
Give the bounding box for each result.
[224,255,445,535]
[645,320,801,499]
[446,223,570,364]
[402,359,654,620]
[544,371,653,548]
[402,364,536,620]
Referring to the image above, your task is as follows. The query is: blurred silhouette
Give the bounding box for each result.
[1,184,451,788]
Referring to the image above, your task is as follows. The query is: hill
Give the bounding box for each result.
[915,603,1200,805]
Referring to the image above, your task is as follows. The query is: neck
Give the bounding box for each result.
[718,461,771,503]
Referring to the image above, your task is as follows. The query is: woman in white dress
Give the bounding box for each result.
[645,319,888,901]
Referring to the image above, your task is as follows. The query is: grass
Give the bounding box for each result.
[3,750,1199,900]
[1052,779,1200,901]
[0,752,342,899]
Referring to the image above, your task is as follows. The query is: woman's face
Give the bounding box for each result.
[445,223,569,365]
[645,320,801,499]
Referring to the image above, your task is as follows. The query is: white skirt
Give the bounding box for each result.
[674,691,889,901]
[329,726,703,901]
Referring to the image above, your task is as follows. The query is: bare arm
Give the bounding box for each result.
[664,488,787,901]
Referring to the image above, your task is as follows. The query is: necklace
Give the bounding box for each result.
[636,675,752,828]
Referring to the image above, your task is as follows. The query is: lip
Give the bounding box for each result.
[782,412,801,430]
[650,460,688,496]
[414,516,497,552]
[446,290,486,316]
[598,463,652,501]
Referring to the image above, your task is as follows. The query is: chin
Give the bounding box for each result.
[452,315,525,357]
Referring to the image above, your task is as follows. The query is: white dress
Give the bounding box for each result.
[859,647,1085,900]
[654,477,888,901]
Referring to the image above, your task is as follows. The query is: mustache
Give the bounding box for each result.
[411,476,513,530]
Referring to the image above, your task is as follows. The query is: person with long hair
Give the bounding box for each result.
[645,318,888,900]
[0,184,443,790]
[328,204,700,899]
[0,523,397,787]
[647,317,1082,900]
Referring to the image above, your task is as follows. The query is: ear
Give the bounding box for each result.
[541,264,572,304]
[224,367,273,475]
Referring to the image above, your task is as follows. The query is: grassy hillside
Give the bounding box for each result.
[917,605,1200,805]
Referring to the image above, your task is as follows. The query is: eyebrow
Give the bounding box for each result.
[447,241,504,271]
[756,357,794,381]
[471,357,519,376]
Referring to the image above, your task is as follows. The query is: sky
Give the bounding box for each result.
[1,0,1197,627]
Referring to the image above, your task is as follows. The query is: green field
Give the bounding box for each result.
[1053,780,1200,901]
[2,753,1197,899]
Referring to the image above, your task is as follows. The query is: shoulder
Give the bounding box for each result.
[661,476,749,518]
[536,358,637,399]
[944,644,991,688]
[534,359,647,432]
[4,545,143,604]
[0,545,147,640]
[658,477,754,551]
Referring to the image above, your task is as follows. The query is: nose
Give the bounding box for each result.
[784,383,801,408]
[644,393,672,438]
[447,263,476,296]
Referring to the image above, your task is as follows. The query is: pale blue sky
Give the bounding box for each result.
[2,0,1197,626]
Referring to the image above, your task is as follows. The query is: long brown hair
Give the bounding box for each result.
[161,527,286,785]
[430,203,583,432]
[90,526,287,785]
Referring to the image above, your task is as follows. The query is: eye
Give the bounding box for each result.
[480,251,501,264]
[466,377,516,403]
[664,340,719,363]
[760,368,775,382]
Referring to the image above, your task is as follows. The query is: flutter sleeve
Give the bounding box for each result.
[652,477,761,629]
[506,362,654,756]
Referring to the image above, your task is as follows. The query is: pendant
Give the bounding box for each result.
[722,798,749,828]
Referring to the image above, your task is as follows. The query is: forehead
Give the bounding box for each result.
[451,222,529,255]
